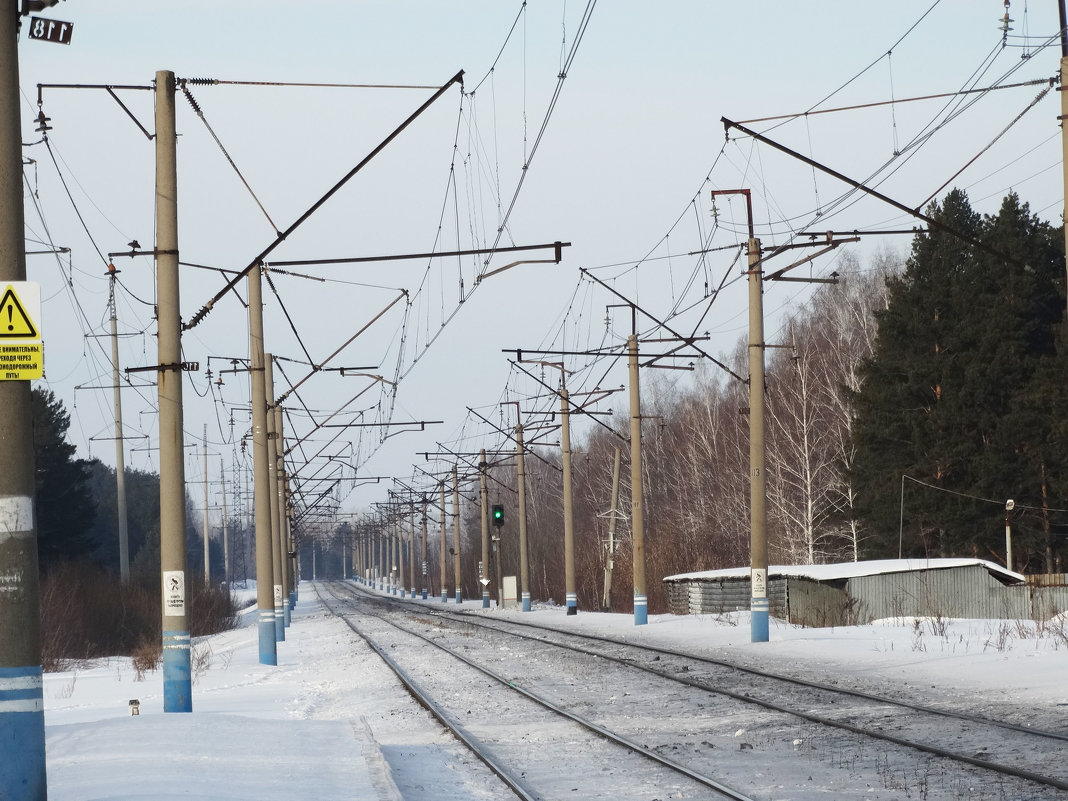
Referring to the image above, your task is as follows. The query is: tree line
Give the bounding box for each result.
[30,387,238,664]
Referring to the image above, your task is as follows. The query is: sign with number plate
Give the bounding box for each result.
[28,16,73,45]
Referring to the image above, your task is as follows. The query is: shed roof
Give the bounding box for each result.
[663,558,1025,585]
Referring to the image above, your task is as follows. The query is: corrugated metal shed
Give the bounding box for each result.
[663,559,1068,626]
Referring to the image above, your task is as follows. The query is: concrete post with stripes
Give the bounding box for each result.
[156,69,194,708]
[452,465,462,603]
[0,7,46,793]
[409,502,417,597]
[265,357,284,643]
[249,266,277,665]
[420,499,428,600]
[561,386,577,615]
[516,424,532,612]
[628,334,647,626]
[439,482,447,603]
[274,410,290,628]
[747,237,770,643]
[479,450,491,608]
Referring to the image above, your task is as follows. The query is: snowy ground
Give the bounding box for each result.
[41,582,1068,800]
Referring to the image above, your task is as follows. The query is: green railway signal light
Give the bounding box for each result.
[492,504,504,527]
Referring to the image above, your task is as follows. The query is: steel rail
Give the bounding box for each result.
[320,582,757,801]
[316,584,536,801]
[385,593,1068,793]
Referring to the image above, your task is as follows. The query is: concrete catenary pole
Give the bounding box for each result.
[479,449,490,608]
[280,470,292,625]
[378,521,386,589]
[264,357,284,642]
[107,264,130,583]
[397,510,405,596]
[452,465,462,603]
[516,422,532,612]
[393,516,401,595]
[220,457,229,584]
[388,514,394,594]
[628,333,647,626]
[747,236,770,643]
[203,424,210,586]
[560,384,577,615]
[273,407,290,626]
[0,6,47,794]
[602,446,622,611]
[156,69,193,711]
[439,481,447,602]
[420,498,429,599]
[386,517,393,592]
[249,265,277,665]
[408,502,417,597]
[287,493,297,610]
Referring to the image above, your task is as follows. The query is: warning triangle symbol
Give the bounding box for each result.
[0,286,38,338]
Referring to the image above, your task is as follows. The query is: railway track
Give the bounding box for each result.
[318,581,758,800]
[329,580,1068,800]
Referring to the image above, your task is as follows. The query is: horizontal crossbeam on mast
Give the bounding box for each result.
[268,240,570,268]
[320,420,442,429]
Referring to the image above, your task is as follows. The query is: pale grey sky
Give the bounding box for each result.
[15,1,1064,520]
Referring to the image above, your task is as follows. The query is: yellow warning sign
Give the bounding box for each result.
[0,285,39,339]
[0,283,43,380]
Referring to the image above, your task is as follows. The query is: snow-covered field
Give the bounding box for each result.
[41,582,1068,800]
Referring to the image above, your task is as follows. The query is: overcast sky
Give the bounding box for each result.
[15,1,1065,526]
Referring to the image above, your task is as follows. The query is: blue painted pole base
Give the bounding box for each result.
[275,605,285,642]
[566,593,577,616]
[258,612,278,666]
[455,590,462,604]
[283,598,291,628]
[422,588,428,600]
[0,665,46,800]
[751,597,770,643]
[162,630,193,712]
[482,591,490,609]
[441,591,448,603]
[634,594,648,626]
[521,592,531,612]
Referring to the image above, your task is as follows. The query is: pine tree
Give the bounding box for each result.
[32,388,97,568]
[850,190,1066,566]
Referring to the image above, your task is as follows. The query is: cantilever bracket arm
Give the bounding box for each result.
[478,240,568,282]
[186,69,465,330]
[721,117,1024,269]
